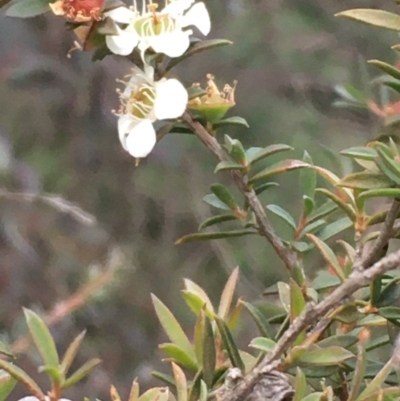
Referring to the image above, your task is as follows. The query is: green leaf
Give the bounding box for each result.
[139,388,169,401]
[214,161,247,173]
[298,219,326,238]
[254,182,279,195]
[63,358,101,389]
[249,159,309,183]
[224,136,247,165]
[201,314,216,387]
[218,267,239,320]
[240,301,273,338]
[358,188,400,200]
[312,271,341,290]
[203,194,231,210]
[318,217,353,241]
[171,363,187,401]
[214,316,245,372]
[293,368,307,401]
[0,342,13,358]
[151,295,195,360]
[0,371,16,401]
[199,380,208,401]
[376,147,400,185]
[302,196,315,218]
[151,372,175,388]
[339,172,393,189]
[368,59,400,81]
[61,330,86,376]
[24,309,59,369]
[316,188,356,221]
[266,204,297,230]
[199,214,237,230]
[318,334,359,349]
[377,279,400,307]
[249,337,277,352]
[277,281,291,312]
[307,201,337,224]
[159,343,198,371]
[247,144,293,165]
[297,346,354,366]
[0,359,45,401]
[290,279,306,344]
[166,39,233,71]
[184,279,214,314]
[175,229,258,244]
[211,184,238,210]
[213,117,249,128]
[307,234,345,281]
[348,347,367,401]
[300,151,316,199]
[341,146,378,160]
[6,0,50,18]
[335,9,400,31]
[355,360,393,401]
[182,291,214,320]
[378,306,400,320]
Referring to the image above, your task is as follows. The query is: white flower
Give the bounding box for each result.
[115,65,188,159]
[18,397,71,401]
[105,0,211,58]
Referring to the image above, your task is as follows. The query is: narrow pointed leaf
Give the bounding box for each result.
[181,291,214,320]
[0,371,16,401]
[307,201,337,224]
[0,359,45,401]
[339,172,393,189]
[111,385,122,401]
[214,161,247,173]
[335,9,400,31]
[199,380,208,401]
[356,360,393,400]
[202,314,216,387]
[159,343,198,371]
[277,281,291,312]
[61,330,86,375]
[368,59,400,80]
[297,346,353,366]
[254,182,279,195]
[240,301,273,338]
[300,151,316,199]
[151,295,195,359]
[249,160,309,183]
[211,184,238,210]
[139,388,168,401]
[199,214,237,231]
[213,117,249,128]
[203,194,231,210]
[183,279,214,314]
[348,346,367,401]
[300,393,323,401]
[176,230,258,244]
[317,217,353,241]
[128,379,140,401]
[214,316,245,372]
[172,363,187,401]
[341,147,378,160]
[266,205,297,230]
[316,188,356,221]
[63,358,101,388]
[24,309,59,368]
[249,337,277,352]
[218,267,239,319]
[307,234,345,280]
[358,188,400,200]
[293,368,307,401]
[248,144,293,165]
[166,39,233,71]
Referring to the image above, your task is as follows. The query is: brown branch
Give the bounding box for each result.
[182,112,298,272]
[355,199,400,270]
[219,248,400,401]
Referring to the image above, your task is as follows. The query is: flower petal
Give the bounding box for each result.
[118,114,138,149]
[154,79,188,120]
[106,29,139,56]
[181,2,210,35]
[105,6,136,23]
[149,30,190,58]
[163,0,195,17]
[124,119,157,158]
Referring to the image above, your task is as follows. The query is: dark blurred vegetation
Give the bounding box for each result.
[0,0,399,399]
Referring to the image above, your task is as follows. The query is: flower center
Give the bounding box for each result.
[119,83,156,119]
[133,3,176,37]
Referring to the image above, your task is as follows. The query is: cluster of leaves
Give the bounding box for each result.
[0,309,99,400]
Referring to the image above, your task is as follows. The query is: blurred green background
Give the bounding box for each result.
[0,0,399,399]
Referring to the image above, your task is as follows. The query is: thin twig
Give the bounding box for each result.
[220,248,400,401]
[182,112,298,272]
[354,199,400,271]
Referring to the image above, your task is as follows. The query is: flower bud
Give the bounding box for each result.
[50,0,105,22]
